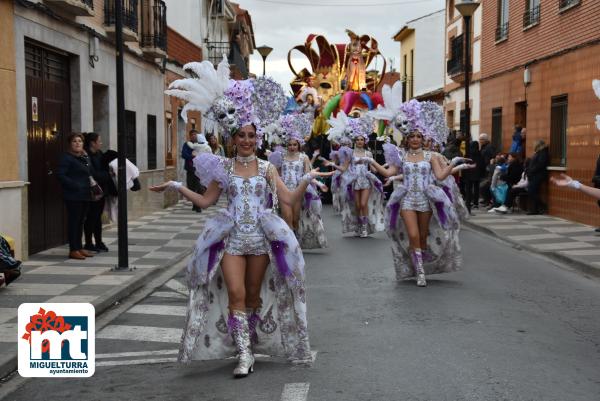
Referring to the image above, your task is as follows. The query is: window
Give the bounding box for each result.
[402,54,407,101]
[147,114,157,170]
[496,0,509,41]
[491,107,503,152]
[550,95,568,167]
[165,116,173,166]
[409,49,414,99]
[559,0,580,11]
[125,110,136,165]
[460,109,467,136]
[447,110,455,130]
[523,0,541,28]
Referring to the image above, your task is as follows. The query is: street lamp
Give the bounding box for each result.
[455,0,480,157]
[256,45,273,76]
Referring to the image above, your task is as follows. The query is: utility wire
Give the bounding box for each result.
[252,0,436,7]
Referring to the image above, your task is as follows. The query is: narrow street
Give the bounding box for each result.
[3,207,600,401]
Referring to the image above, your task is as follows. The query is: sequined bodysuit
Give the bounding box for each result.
[224,159,274,255]
[401,154,433,212]
[281,154,307,190]
[351,150,374,190]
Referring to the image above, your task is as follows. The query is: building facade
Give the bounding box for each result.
[393,9,445,104]
[479,0,600,226]
[1,0,170,258]
[444,0,483,140]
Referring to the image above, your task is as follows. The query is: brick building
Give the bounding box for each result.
[479,0,600,226]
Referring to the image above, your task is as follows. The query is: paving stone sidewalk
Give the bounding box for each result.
[0,200,219,379]
[465,209,600,278]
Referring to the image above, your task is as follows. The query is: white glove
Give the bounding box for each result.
[454,163,474,171]
[450,157,468,167]
[168,181,183,191]
[567,179,582,190]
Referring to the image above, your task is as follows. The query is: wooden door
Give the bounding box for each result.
[25,41,71,254]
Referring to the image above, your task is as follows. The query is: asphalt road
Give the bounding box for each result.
[2,206,600,401]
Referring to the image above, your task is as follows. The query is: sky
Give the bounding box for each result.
[241,0,446,94]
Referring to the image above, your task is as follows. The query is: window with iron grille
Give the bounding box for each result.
[559,0,580,11]
[446,34,464,76]
[550,95,568,167]
[125,110,137,165]
[496,0,509,41]
[460,109,467,136]
[523,0,540,28]
[491,108,503,152]
[147,114,157,170]
[105,0,139,33]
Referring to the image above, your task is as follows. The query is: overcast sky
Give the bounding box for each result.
[241,0,446,94]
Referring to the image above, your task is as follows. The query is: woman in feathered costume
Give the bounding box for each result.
[150,58,329,378]
[267,114,329,249]
[323,111,385,237]
[368,82,471,286]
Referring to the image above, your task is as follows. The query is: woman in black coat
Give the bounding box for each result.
[462,140,484,213]
[57,133,94,259]
[526,140,550,215]
[83,132,111,252]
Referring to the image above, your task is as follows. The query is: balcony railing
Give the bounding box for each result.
[44,0,94,16]
[207,41,230,66]
[495,21,509,41]
[141,0,167,57]
[559,0,580,10]
[523,4,540,28]
[447,34,464,77]
[105,0,139,39]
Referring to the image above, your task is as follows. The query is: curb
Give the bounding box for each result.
[0,249,192,381]
[463,220,600,279]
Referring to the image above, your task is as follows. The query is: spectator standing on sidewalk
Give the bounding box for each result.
[526,140,550,215]
[83,132,110,253]
[463,141,484,213]
[181,129,202,213]
[510,125,524,154]
[57,133,94,260]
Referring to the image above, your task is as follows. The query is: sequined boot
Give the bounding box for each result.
[410,248,427,287]
[359,216,369,238]
[228,310,255,378]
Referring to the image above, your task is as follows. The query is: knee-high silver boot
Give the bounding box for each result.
[228,310,255,378]
[360,216,369,238]
[410,248,427,287]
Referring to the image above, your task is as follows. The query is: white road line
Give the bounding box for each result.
[96,349,179,359]
[127,304,187,316]
[280,383,310,401]
[97,325,181,343]
[150,291,187,299]
[165,279,189,296]
[96,357,177,367]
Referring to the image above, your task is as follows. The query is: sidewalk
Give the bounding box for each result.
[0,200,220,379]
[465,208,600,278]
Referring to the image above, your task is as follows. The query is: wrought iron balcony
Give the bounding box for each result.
[141,0,167,58]
[207,42,230,66]
[105,0,139,42]
[44,0,94,17]
[495,22,509,42]
[523,4,540,28]
[447,34,464,77]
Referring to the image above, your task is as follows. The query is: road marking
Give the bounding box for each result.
[127,304,187,316]
[150,291,187,299]
[98,325,181,343]
[280,383,310,401]
[96,349,179,359]
[165,279,189,295]
[96,357,177,367]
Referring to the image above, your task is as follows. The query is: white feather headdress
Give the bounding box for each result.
[327,111,351,143]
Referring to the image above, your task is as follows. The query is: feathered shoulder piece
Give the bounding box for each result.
[192,153,229,189]
[337,146,353,165]
[268,147,284,169]
[383,143,402,168]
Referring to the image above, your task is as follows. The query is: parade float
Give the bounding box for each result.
[287,30,389,137]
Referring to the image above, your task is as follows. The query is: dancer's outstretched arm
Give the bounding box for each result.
[552,174,600,200]
[269,166,331,207]
[150,180,222,209]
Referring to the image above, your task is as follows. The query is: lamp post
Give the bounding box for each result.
[256,45,273,76]
[455,0,480,157]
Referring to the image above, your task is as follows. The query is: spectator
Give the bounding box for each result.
[487,154,508,210]
[102,150,141,223]
[181,129,202,213]
[207,133,225,157]
[510,124,524,154]
[83,133,110,253]
[593,153,600,232]
[0,234,21,286]
[492,154,526,214]
[57,133,94,260]
[462,141,484,213]
[479,133,496,168]
[526,140,550,215]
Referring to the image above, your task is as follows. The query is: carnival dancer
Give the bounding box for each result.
[152,58,325,378]
[324,111,385,237]
[368,84,471,286]
[268,114,329,249]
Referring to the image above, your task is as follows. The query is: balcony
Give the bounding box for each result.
[207,41,230,66]
[141,0,167,58]
[105,0,139,42]
[447,34,464,79]
[44,0,94,17]
[523,4,540,28]
[495,22,509,42]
